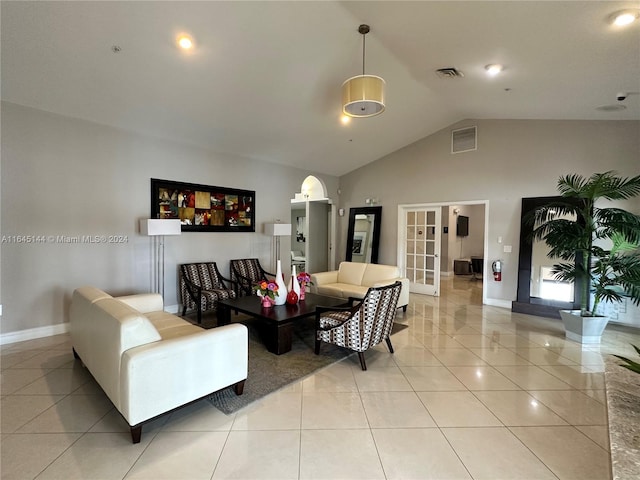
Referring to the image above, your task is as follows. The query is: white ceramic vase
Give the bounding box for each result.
[273,260,287,305]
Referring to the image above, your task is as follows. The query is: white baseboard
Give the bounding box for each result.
[1,323,69,346]
[0,304,181,346]
[485,298,512,309]
[164,304,180,314]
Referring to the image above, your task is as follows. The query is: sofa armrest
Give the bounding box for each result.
[310,271,339,293]
[116,294,164,314]
[373,277,410,307]
[120,323,248,426]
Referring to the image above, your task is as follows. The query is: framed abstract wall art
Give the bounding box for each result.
[150,178,255,232]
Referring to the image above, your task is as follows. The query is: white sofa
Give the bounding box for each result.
[70,286,248,443]
[310,262,410,311]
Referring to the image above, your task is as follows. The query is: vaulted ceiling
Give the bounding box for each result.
[2,1,639,176]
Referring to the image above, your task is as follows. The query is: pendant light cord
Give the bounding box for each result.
[362,32,366,76]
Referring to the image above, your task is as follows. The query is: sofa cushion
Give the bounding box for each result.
[145,311,202,339]
[337,262,367,285]
[316,283,369,300]
[361,264,400,287]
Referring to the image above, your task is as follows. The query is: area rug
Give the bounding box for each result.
[205,315,407,414]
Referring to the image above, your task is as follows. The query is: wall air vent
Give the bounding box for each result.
[436,67,464,78]
[451,126,477,154]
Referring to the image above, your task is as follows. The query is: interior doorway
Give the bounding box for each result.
[291,176,336,274]
[398,201,488,304]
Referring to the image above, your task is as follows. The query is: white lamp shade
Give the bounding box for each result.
[140,219,182,236]
[342,75,386,117]
[264,223,292,236]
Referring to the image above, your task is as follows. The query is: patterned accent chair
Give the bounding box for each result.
[314,281,402,371]
[230,258,274,297]
[180,262,237,324]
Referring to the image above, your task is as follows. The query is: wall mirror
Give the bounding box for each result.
[345,206,382,264]
[512,196,583,319]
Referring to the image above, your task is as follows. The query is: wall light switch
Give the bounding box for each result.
[497,236,503,244]
[503,245,512,253]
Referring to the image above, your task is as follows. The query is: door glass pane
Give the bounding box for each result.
[417,211,426,225]
[426,257,435,269]
[416,241,425,254]
[407,268,414,281]
[407,212,415,224]
[407,255,415,268]
[427,211,435,224]
[407,241,415,254]
[426,242,434,255]
[407,226,415,239]
[426,227,435,240]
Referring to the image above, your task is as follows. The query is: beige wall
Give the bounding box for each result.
[0,102,339,336]
[338,119,640,306]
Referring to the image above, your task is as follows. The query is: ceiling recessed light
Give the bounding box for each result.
[612,10,639,26]
[177,34,194,50]
[485,64,503,76]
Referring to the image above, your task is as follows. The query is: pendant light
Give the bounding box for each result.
[342,24,386,118]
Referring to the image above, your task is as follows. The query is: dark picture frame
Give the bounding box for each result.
[151,178,255,232]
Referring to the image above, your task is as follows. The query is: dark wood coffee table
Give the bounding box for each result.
[217,293,347,355]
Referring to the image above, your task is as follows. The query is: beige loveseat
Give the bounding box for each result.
[70,287,248,443]
[310,262,410,311]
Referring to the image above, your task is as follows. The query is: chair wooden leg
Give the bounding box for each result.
[385,337,394,354]
[402,305,407,312]
[314,338,321,355]
[130,425,142,444]
[197,306,202,324]
[182,305,187,316]
[234,379,246,396]
[72,347,80,360]
[358,352,367,371]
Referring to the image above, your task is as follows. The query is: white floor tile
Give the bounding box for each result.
[372,428,472,479]
[442,427,557,479]
[473,391,569,426]
[300,429,385,480]
[418,391,502,427]
[360,391,436,428]
[37,432,151,480]
[301,392,369,429]
[0,433,81,479]
[510,426,611,479]
[213,430,300,480]
[125,431,227,479]
[232,390,301,430]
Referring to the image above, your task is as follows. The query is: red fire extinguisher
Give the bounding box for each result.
[492,260,502,281]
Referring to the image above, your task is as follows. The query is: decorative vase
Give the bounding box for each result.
[286,289,299,305]
[299,282,306,300]
[261,296,273,308]
[288,265,301,298]
[273,260,287,305]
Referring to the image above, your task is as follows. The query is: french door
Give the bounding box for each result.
[401,207,441,296]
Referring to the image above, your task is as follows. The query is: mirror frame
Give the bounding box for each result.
[345,206,382,264]
[512,196,583,319]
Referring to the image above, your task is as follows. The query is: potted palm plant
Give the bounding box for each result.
[530,171,640,344]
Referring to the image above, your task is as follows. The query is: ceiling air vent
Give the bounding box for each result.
[436,67,464,78]
[451,126,477,154]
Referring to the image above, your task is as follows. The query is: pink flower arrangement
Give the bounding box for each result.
[253,280,279,300]
[297,272,312,285]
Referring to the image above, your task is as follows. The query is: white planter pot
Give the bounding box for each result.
[559,310,609,344]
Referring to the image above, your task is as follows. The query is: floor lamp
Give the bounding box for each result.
[265,223,291,272]
[140,219,182,300]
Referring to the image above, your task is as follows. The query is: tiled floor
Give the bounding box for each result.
[2,276,640,479]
